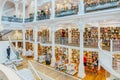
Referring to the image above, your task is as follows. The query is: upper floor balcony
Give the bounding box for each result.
[1,0,120,23]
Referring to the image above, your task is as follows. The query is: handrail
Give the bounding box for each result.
[98,39,120,59]
[98,39,120,78]
[28,61,42,80]
[0,64,21,80]
[8,37,20,59]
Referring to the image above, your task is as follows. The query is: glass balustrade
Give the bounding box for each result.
[84,38,98,48]
[2,0,120,23]
[55,8,78,17]
[2,16,23,23]
[112,39,120,52]
[85,0,120,12]
[55,37,68,45]
[38,36,51,44]
[36,14,50,21]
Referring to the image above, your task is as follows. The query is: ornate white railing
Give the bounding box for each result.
[98,39,120,78]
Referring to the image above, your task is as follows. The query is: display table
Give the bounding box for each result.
[38,55,45,63]
[26,50,34,57]
[65,64,77,75]
[3,58,23,67]
[12,58,23,66]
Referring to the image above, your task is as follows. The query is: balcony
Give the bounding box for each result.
[85,0,120,12]
[38,36,51,44]
[1,0,120,23]
[55,8,78,17]
[2,16,23,23]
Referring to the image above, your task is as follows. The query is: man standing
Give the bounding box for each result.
[7,46,11,60]
[45,52,52,65]
[60,29,66,44]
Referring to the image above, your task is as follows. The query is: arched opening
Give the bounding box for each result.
[2,1,15,17]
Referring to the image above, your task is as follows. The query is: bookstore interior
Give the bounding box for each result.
[0,0,120,80]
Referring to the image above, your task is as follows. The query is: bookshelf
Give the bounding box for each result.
[71,28,80,44]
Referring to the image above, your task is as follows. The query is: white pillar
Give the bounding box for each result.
[68,27,71,43]
[22,0,26,23]
[49,28,52,42]
[15,2,18,17]
[98,26,101,70]
[78,23,85,78]
[110,39,113,53]
[110,39,113,69]
[34,27,38,60]
[22,29,26,56]
[50,0,55,19]
[34,0,37,22]
[68,48,71,63]
[16,41,18,49]
[78,0,85,15]
[50,25,56,67]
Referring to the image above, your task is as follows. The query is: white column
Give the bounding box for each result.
[110,39,113,69]
[78,0,85,15]
[22,29,26,56]
[50,25,56,67]
[16,41,18,49]
[68,48,71,63]
[15,2,18,17]
[22,0,26,23]
[49,28,52,42]
[98,26,101,70]
[110,39,113,53]
[34,27,38,60]
[34,0,37,22]
[78,23,85,78]
[50,0,55,19]
[68,27,71,43]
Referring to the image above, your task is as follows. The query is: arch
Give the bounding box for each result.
[0,0,15,24]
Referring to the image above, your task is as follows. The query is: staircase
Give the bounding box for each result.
[0,41,16,63]
[98,39,120,79]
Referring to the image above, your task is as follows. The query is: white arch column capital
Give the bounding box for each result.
[78,22,85,31]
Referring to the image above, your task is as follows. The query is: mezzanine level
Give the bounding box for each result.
[1,0,120,24]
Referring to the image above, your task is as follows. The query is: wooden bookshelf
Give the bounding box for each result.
[71,28,80,44]
[100,27,120,47]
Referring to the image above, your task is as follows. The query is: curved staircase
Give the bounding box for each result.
[98,39,120,79]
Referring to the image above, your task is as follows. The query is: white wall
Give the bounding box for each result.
[0,41,16,63]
